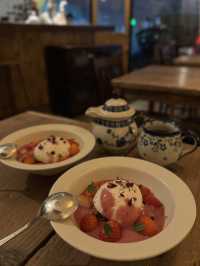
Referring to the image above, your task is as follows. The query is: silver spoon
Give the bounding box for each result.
[0,143,17,159]
[0,192,79,247]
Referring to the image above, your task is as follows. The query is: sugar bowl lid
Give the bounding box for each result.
[86,98,136,121]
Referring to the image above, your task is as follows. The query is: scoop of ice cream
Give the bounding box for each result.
[93,179,143,226]
[33,136,70,163]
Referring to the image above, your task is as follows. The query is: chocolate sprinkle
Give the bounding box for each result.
[126,182,134,188]
[38,145,43,150]
[107,183,117,189]
[52,137,56,144]
[133,197,137,201]
[47,135,56,144]
[127,199,132,206]
[51,151,55,155]
[120,193,125,197]
[95,212,108,222]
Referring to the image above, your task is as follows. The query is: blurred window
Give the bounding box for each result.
[96,0,125,32]
[66,0,90,25]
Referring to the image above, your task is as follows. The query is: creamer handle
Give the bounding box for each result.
[179,133,198,159]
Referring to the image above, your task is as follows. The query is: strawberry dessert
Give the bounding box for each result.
[74,178,165,243]
[16,135,80,164]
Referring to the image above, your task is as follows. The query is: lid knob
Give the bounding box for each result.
[103,98,130,112]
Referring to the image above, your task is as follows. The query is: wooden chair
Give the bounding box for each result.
[152,43,199,118]
[94,54,123,104]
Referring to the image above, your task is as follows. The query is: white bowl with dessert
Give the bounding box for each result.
[50,157,196,261]
[0,124,96,175]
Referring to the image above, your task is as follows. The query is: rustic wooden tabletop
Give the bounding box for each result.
[0,111,199,266]
[112,65,200,107]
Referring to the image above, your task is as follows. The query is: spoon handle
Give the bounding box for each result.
[0,218,38,247]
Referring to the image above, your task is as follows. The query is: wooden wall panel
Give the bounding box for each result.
[0,25,113,118]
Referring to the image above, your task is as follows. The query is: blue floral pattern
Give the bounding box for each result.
[98,126,135,148]
[139,134,182,153]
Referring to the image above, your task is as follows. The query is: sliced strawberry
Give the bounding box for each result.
[99,220,121,242]
[115,206,141,226]
[137,215,159,237]
[139,185,151,198]
[101,189,115,220]
[25,142,38,150]
[95,180,108,189]
[144,193,162,207]
[80,214,98,232]
[23,155,35,164]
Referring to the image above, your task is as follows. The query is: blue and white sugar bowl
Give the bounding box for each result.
[85,98,138,154]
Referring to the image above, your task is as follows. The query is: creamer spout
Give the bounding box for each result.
[85,107,100,119]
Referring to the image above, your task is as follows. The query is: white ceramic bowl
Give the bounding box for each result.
[50,157,196,261]
[0,124,96,175]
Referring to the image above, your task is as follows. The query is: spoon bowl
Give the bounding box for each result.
[0,192,79,247]
[39,192,79,222]
[0,143,17,159]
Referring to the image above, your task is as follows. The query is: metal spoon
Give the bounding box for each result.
[0,192,79,247]
[0,143,17,159]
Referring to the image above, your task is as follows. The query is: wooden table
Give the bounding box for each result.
[112,65,200,107]
[174,54,200,67]
[0,111,200,266]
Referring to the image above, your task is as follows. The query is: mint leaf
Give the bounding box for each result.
[133,223,144,232]
[87,182,96,193]
[104,223,112,236]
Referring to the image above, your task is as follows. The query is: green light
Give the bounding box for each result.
[130,18,137,27]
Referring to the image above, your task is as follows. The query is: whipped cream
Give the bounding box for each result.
[93,179,143,218]
[33,136,70,163]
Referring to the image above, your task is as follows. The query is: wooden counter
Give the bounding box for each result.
[174,54,200,67]
[0,24,127,116]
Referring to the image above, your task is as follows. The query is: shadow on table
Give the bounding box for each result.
[23,173,60,203]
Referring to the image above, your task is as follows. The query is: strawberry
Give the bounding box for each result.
[78,194,92,208]
[80,214,98,232]
[99,220,121,242]
[69,142,80,156]
[144,193,162,207]
[139,185,162,207]
[137,215,159,237]
[23,155,35,164]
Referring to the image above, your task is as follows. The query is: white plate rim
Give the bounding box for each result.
[50,157,196,261]
[0,124,96,171]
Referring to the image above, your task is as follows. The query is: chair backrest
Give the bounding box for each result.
[94,54,123,104]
